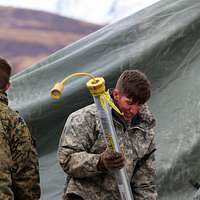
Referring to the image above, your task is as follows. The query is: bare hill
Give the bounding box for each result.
[0,6,102,74]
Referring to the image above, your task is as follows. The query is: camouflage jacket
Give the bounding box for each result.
[58,103,157,200]
[193,188,200,200]
[0,90,41,200]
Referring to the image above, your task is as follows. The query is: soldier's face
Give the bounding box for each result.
[113,89,142,122]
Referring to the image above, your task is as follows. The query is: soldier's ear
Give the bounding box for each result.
[113,89,120,101]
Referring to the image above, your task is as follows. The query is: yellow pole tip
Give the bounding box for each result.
[51,90,62,100]
[50,82,64,100]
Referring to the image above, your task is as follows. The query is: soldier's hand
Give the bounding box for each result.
[98,149,125,171]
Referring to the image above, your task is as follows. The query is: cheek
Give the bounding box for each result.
[128,105,141,114]
[135,107,140,113]
[133,105,141,113]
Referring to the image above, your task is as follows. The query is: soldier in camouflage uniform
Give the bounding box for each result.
[58,70,157,200]
[0,58,41,200]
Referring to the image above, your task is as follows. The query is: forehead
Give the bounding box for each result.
[121,95,133,102]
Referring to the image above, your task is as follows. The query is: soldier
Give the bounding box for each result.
[58,70,157,200]
[0,58,41,200]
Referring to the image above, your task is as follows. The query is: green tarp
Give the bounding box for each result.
[9,0,200,199]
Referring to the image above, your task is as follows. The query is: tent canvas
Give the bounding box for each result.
[9,0,200,199]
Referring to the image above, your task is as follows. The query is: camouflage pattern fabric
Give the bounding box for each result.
[0,90,41,200]
[193,189,200,200]
[58,102,157,200]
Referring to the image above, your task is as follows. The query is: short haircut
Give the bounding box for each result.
[116,70,151,104]
[0,57,12,90]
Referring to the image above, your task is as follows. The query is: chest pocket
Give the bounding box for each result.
[90,131,107,154]
[130,128,152,159]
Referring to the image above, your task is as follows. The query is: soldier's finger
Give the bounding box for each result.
[106,152,123,160]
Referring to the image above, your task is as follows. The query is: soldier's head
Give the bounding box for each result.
[113,70,151,122]
[0,57,12,92]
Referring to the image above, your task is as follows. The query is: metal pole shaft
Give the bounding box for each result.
[93,96,134,200]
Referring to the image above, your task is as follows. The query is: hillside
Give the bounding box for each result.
[0,6,102,74]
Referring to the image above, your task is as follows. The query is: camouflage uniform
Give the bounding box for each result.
[193,188,200,200]
[0,90,41,200]
[58,102,157,200]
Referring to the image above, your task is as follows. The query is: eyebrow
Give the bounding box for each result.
[126,97,142,105]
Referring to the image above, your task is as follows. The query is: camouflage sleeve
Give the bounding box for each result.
[11,114,41,200]
[0,120,14,200]
[58,111,102,178]
[131,131,157,200]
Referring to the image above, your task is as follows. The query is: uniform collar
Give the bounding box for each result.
[0,89,8,105]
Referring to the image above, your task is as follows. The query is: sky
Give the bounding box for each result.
[0,0,161,24]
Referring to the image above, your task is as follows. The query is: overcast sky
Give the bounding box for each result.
[0,0,160,24]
